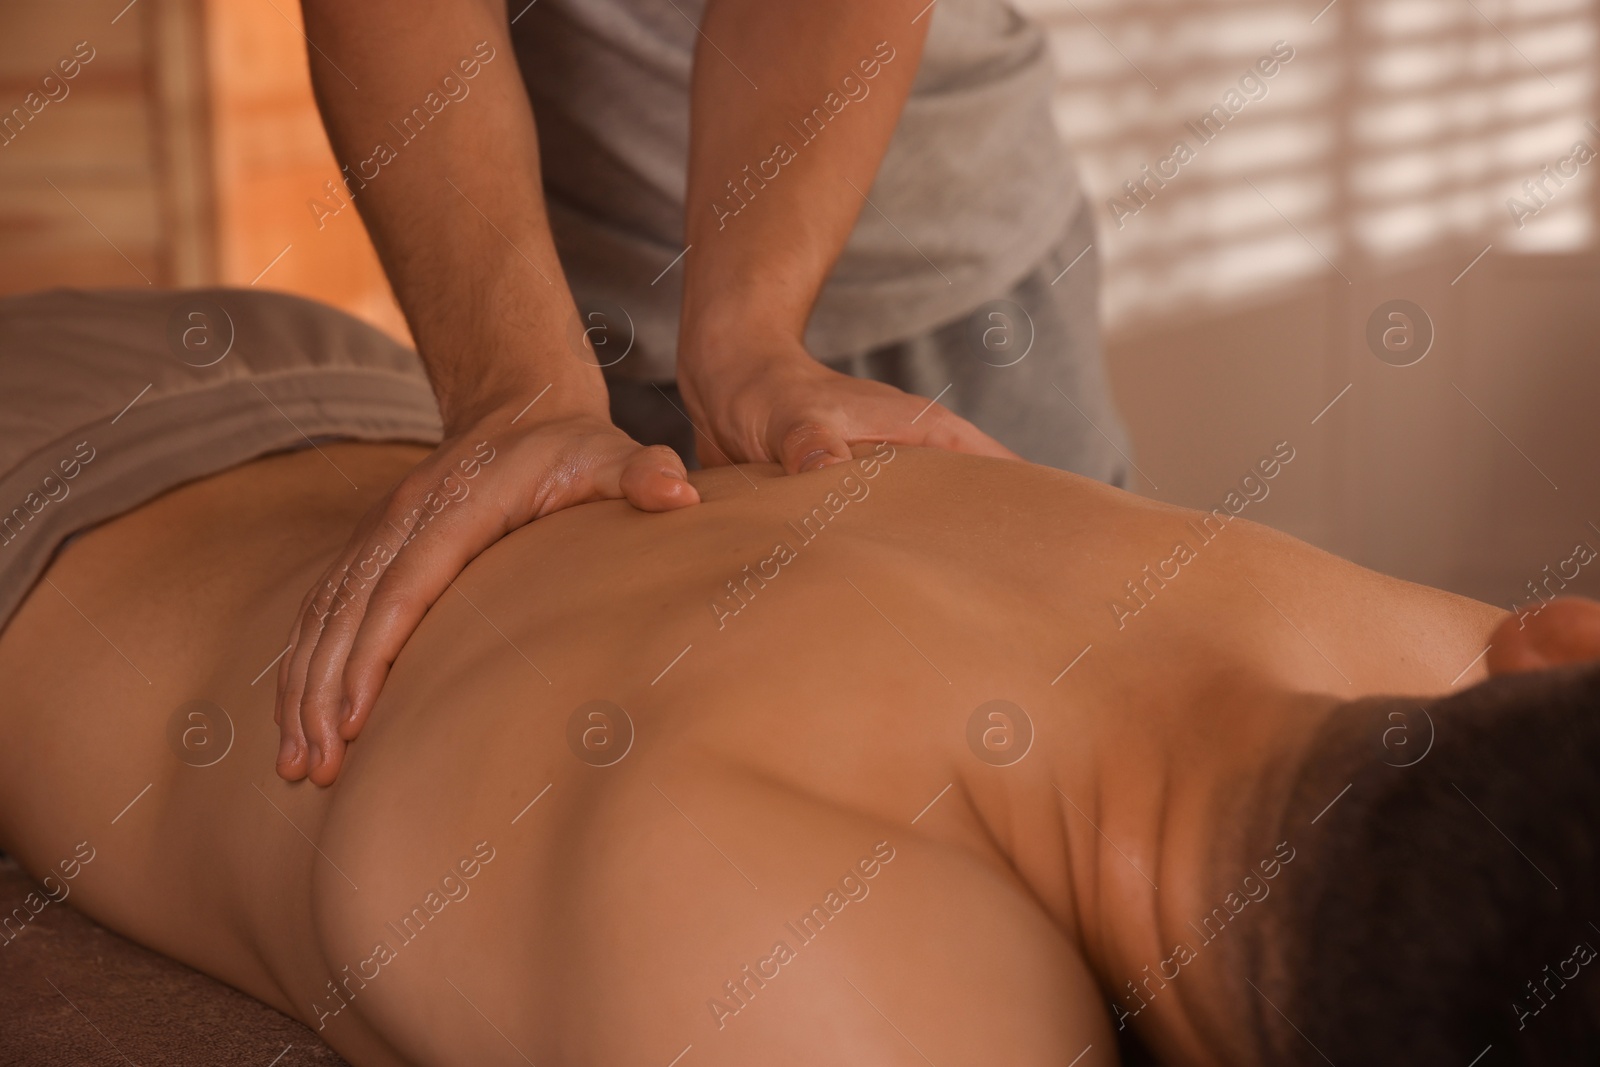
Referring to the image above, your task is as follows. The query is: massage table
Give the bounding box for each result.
[0,855,347,1066]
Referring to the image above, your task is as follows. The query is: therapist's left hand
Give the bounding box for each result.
[677,333,1019,473]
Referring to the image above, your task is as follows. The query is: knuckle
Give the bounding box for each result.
[360,583,415,633]
[306,585,349,629]
[781,420,830,451]
[638,443,681,467]
[302,597,331,630]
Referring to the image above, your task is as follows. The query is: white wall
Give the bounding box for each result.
[1021,0,1600,608]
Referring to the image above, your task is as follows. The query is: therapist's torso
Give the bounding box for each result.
[510,0,1082,378]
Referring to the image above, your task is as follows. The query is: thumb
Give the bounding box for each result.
[778,420,852,474]
[602,442,702,512]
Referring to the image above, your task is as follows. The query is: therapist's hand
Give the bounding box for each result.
[274,392,698,786]
[677,333,1020,472]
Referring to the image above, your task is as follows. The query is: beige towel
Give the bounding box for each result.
[0,287,442,631]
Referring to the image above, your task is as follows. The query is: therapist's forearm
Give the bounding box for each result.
[679,0,929,353]
[299,0,599,431]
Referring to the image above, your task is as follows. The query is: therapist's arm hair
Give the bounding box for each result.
[671,1,1012,472]
[297,0,596,427]
[1252,667,1600,1066]
[677,0,930,351]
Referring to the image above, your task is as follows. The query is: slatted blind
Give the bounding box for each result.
[1020,0,1597,328]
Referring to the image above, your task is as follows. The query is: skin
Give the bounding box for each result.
[284,0,1016,785]
[7,441,1582,1067]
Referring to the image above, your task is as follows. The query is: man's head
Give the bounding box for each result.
[1240,599,1600,1065]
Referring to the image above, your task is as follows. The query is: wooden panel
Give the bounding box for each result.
[201,0,408,340]
[0,0,402,337]
[150,0,217,286]
[0,0,168,292]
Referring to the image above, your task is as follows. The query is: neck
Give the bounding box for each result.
[1045,679,1343,1066]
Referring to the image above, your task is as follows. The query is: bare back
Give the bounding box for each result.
[0,442,1498,1066]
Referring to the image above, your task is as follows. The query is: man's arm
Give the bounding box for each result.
[676,0,1017,471]
[278,0,699,787]
[299,0,574,426]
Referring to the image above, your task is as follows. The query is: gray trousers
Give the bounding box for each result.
[607,205,1131,486]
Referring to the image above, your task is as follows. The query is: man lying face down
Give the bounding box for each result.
[0,432,1595,1066]
[1207,617,1600,1066]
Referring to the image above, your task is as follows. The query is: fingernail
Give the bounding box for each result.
[340,698,355,726]
[659,468,684,482]
[309,742,323,769]
[799,449,831,472]
[277,733,298,766]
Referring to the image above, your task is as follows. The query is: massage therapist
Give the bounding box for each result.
[276,0,1132,783]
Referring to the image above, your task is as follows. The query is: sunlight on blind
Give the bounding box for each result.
[1018,0,1596,329]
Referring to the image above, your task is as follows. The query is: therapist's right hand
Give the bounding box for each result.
[273,388,700,786]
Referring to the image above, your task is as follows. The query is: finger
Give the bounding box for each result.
[274,625,310,780]
[275,577,324,731]
[275,578,339,780]
[278,508,396,780]
[308,484,460,755]
[609,444,701,512]
[903,406,1022,461]
[777,420,853,474]
[276,697,311,782]
[274,490,390,755]
[299,610,361,786]
[297,554,387,784]
[337,488,530,742]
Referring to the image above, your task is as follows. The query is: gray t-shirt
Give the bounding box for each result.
[511,0,1080,380]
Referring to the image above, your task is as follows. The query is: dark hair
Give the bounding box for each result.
[1248,663,1600,1066]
